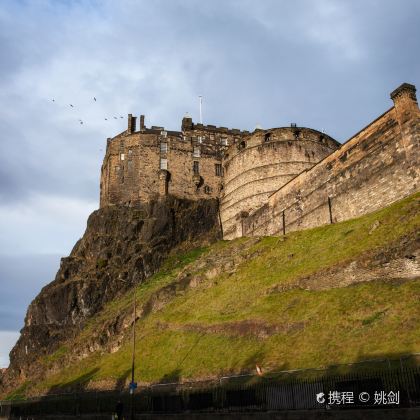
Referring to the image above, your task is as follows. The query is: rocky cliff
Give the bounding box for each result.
[1,193,419,398]
[3,197,221,389]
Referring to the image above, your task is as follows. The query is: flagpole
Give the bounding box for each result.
[199,96,203,124]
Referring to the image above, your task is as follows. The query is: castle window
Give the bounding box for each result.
[127,160,133,171]
[160,143,168,153]
[160,158,168,170]
[193,146,201,157]
[128,149,133,156]
[204,185,211,194]
[160,130,167,137]
[198,136,203,144]
[238,141,246,150]
[193,161,199,174]
[120,153,125,161]
[221,138,228,146]
[215,163,223,176]
[210,134,215,140]
[264,133,272,142]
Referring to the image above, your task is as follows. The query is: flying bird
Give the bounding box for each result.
[105,118,108,121]
[52,99,55,102]
[80,121,83,125]
[120,116,123,119]
[93,97,97,101]
[69,104,74,107]
[114,116,117,119]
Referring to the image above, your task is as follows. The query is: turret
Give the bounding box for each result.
[390,83,419,124]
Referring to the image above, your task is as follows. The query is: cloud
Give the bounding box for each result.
[0,331,20,368]
[0,193,96,255]
[0,254,61,330]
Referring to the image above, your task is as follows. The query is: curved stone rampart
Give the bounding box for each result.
[220,127,339,239]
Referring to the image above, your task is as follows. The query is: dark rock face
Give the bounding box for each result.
[7,197,221,381]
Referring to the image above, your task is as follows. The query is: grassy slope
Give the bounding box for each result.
[21,193,420,394]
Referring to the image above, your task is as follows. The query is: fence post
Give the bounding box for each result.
[403,368,413,408]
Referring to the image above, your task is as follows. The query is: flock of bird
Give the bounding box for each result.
[51,97,124,125]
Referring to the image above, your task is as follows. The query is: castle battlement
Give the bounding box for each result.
[100,114,247,207]
[100,83,419,240]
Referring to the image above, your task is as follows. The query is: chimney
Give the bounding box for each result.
[140,114,145,131]
[390,83,419,124]
[182,114,193,131]
[127,114,137,134]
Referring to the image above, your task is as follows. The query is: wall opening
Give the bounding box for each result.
[193,146,201,157]
[160,158,168,170]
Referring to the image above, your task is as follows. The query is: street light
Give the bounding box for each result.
[130,292,136,420]
[118,278,137,420]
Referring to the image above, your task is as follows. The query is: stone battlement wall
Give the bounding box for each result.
[220,127,340,239]
[100,83,419,242]
[100,116,247,207]
[243,83,420,237]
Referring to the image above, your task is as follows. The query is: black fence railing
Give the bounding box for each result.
[1,367,420,417]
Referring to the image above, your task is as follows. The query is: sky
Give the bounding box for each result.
[0,0,419,367]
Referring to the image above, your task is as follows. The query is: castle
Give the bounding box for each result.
[100,83,419,239]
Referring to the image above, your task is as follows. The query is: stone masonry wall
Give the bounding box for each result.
[100,117,248,207]
[220,128,340,239]
[100,83,419,242]
[243,83,420,237]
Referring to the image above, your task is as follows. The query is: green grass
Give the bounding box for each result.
[43,346,69,363]
[4,382,29,401]
[75,246,210,342]
[11,193,420,396]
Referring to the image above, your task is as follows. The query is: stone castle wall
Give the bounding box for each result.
[99,83,419,242]
[242,83,420,237]
[220,128,340,239]
[100,116,248,207]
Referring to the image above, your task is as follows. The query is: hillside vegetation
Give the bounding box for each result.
[7,193,420,398]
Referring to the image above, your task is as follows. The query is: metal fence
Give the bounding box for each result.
[1,367,420,417]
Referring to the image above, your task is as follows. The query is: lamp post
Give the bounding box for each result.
[130,292,136,420]
[118,278,137,420]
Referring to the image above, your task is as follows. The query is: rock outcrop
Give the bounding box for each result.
[5,197,221,385]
